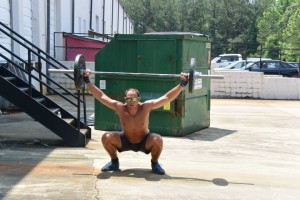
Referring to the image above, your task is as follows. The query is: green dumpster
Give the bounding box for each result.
[94,32,212,136]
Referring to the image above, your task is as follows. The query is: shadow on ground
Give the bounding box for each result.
[0,144,55,199]
[96,169,253,186]
[184,127,237,141]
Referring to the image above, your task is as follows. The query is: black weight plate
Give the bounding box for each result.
[74,54,86,90]
[188,58,195,94]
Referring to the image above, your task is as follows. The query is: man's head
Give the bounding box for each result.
[124,88,141,106]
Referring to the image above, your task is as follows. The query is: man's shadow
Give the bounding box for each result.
[97,168,253,186]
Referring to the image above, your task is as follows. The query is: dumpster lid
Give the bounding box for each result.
[115,32,211,41]
[144,32,209,38]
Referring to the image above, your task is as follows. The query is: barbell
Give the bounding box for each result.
[49,54,224,93]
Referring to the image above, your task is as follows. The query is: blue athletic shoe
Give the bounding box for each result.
[101,161,120,172]
[151,162,165,175]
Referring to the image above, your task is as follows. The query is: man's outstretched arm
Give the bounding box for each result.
[84,69,120,110]
[145,72,188,110]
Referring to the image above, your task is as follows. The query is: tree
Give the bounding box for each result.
[256,0,300,59]
[281,1,300,61]
[121,0,299,59]
[122,0,154,33]
[256,5,282,58]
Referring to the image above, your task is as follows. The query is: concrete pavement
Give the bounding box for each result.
[1,97,300,200]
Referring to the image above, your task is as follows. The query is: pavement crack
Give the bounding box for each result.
[91,159,102,200]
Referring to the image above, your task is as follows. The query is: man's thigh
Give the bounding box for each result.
[103,131,122,149]
[145,133,163,151]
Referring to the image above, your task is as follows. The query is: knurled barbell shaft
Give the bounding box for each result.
[48,69,224,79]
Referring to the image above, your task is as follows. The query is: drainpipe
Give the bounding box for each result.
[89,0,93,30]
[72,0,75,33]
[46,1,50,63]
[117,0,119,33]
[46,0,51,92]
[122,9,124,33]
[102,0,105,34]
[111,0,114,34]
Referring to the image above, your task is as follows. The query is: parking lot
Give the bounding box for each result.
[1,98,300,200]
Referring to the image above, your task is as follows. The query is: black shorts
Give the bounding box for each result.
[117,132,152,154]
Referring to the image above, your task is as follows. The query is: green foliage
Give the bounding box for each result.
[257,0,300,60]
[121,0,300,60]
[281,3,300,61]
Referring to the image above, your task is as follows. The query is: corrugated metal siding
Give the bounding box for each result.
[104,0,112,34]
[119,4,124,34]
[22,0,33,59]
[0,0,11,61]
[0,1,15,109]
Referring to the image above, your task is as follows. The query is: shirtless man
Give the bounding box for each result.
[83,70,188,175]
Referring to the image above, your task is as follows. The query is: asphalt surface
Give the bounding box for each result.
[1,97,300,200]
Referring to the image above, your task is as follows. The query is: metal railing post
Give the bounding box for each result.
[82,86,87,124]
[77,89,81,130]
[28,51,32,97]
[38,50,43,94]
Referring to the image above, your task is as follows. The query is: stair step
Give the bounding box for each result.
[18,87,29,92]
[49,108,60,114]
[1,50,91,147]
[63,118,75,124]
[33,97,45,103]
[4,76,15,81]
[80,129,89,135]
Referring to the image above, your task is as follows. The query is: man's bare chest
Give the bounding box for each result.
[120,111,149,124]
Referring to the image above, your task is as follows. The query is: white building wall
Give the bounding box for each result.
[93,0,104,34]
[0,0,13,108]
[31,0,47,90]
[32,0,46,52]
[22,0,33,59]
[118,3,124,34]
[0,0,11,61]
[57,0,72,33]
[104,0,112,34]
[74,0,90,34]
[0,0,10,26]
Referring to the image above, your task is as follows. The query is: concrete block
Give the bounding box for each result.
[297,79,300,99]
[212,69,299,99]
[253,92,260,98]
[225,87,231,93]
[224,82,230,88]
[213,91,222,97]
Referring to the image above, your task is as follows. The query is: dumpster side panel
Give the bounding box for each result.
[94,37,138,130]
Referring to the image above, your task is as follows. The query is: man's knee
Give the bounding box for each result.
[148,134,163,147]
[101,132,115,144]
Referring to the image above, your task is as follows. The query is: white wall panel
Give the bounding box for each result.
[0,0,11,61]
[23,0,33,42]
[22,0,33,59]
[74,0,90,34]
[104,0,112,34]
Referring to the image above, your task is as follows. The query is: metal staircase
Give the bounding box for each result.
[0,21,91,147]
